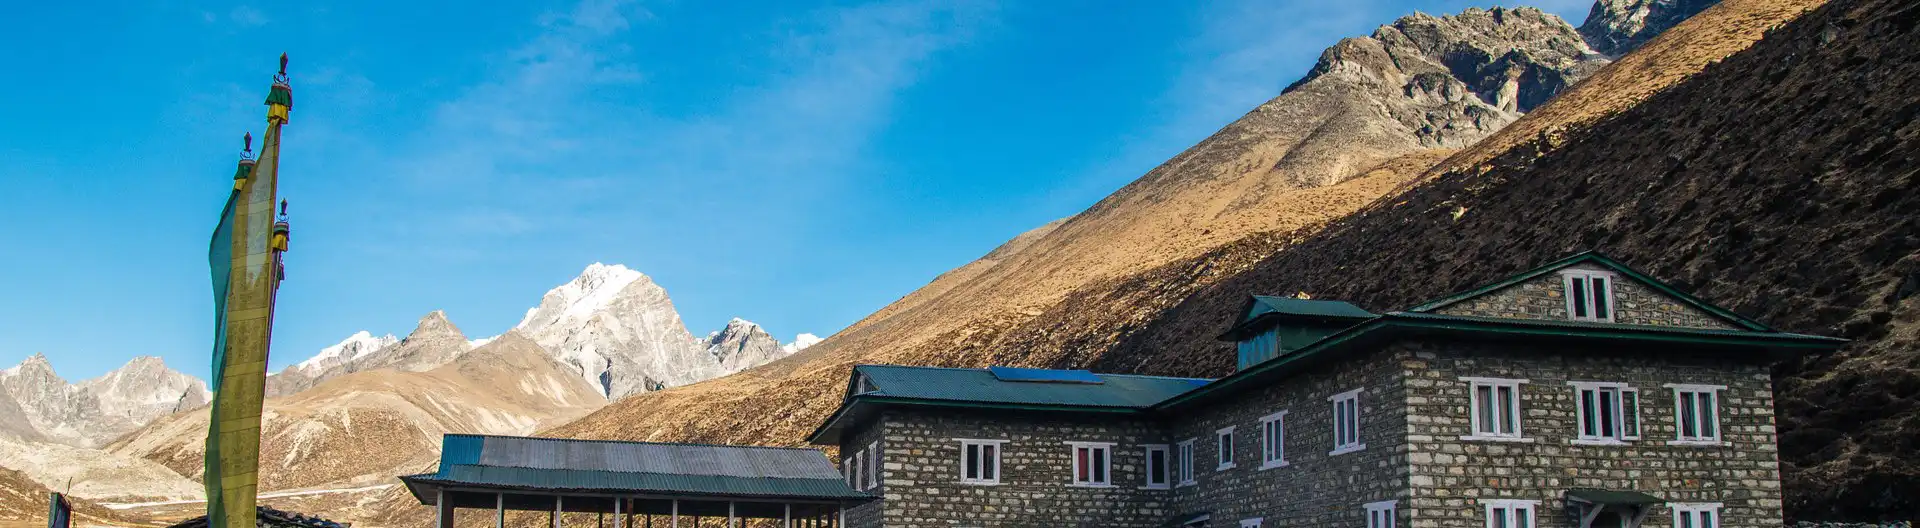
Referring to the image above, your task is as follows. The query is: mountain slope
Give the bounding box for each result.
[529,1,1738,449]
[0,466,147,528]
[107,332,604,492]
[1100,0,1916,519]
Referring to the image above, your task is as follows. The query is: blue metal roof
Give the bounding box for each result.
[400,434,872,503]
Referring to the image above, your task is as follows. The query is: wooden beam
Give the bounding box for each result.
[436,490,454,528]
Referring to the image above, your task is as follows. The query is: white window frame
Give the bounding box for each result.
[1364,500,1398,528]
[865,440,880,490]
[1175,438,1197,487]
[1562,269,1618,322]
[848,449,865,490]
[1259,410,1289,469]
[1330,388,1365,455]
[854,373,877,395]
[1240,518,1263,528]
[1066,441,1115,487]
[1142,444,1170,489]
[1569,381,1640,444]
[955,439,1004,485]
[1666,383,1727,446]
[843,455,855,486]
[1669,502,1723,528]
[1482,499,1540,528]
[1216,426,1237,470]
[1462,377,1530,442]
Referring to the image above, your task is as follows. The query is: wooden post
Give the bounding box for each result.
[727,502,735,528]
[614,496,624,528]
[783,504,791,528]
[670,500,679,528]
[495,493,505,528]
[436,490,453,528]
[555,496,564,528]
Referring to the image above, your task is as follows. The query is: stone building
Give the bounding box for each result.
[806,252,1845,528]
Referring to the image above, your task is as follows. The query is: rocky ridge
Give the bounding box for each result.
[0,354,208,448]
[1579,0,1723,55]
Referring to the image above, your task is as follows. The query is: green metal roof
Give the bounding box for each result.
[400,434,873,504]
[1219,296,1376,340]
[806,365,1211,444]
[856,364,1209,407]
[1566,488,1665,506]
[1406,251,1774,332]
[1155,311,1846,411]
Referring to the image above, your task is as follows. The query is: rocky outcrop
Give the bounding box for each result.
[513,263,716,398]
[0,354,206,448]
[1579,0,1723,56]
[701,318,788,373]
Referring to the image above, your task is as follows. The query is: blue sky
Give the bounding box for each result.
[0,0,1592,382]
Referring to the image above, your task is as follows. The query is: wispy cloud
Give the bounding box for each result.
[369,0,993,259]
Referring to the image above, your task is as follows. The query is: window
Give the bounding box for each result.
[1238,328,1280,370]
[1668,384,1725,444]
[846,449,865,489]
[1482,499,1538,528]
[1570,382,1640,443]
[1175,439,1197,487]
[1241,519,1264,528]
[1259,410,1288,469]
[1216,426,1237,470]
[957,439,1004,485]
[1365,500,1397,528]
[1464,377,1527,440]
[1144,444,1170,489]
[1563,270,1617,322]
[1670,503,1721,528]
[843,455,855,486]
[1330,388,1365,455]
[1068,442,1113,487]
[854,374,877,394]
[865,441,880,490]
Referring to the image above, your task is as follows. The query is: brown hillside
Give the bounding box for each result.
[106,333,603,493]
[0,467,152,528]
[1105,0,1920,519]
[537,0,1810,453]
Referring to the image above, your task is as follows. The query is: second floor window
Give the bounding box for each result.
[1465,377,1525,439]
[865,441,880,490]
[1068,442,1113,487]
[1331,388,1364,454]
[1176,439,1196,486]
[1144,444,1170,489]
[1216,426,1236,470]
[1365,500,1397,528]
[1669,384,1725,444]
[957,439,1003,485]
[1260,410,1288,469]
[1571,382,1641,443]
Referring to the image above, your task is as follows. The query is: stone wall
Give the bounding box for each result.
[1432,263,1740,329]
[858,408,1171,527]
[1400,340,1784,528]
[1164,346,1413,528]
[838,413,887,528]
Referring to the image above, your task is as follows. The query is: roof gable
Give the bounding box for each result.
[1406,251,1772,332]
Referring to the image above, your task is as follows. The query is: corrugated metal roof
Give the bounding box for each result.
[415,465,871,500]
[461,434,842,480]
[857,365,1211,408]
[404,435,871,502]
[1246,296,1375,321]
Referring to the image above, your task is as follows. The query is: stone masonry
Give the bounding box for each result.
[1400,340,1783,528]
[848,409,1171,528]
[1165,346,1412,528]
[1433,264,1739,329]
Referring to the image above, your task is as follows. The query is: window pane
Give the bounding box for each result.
[1680,512,1694,528]
[1493,508,1508,528]
[1592,277,1610,319]
[1701,393,1717,438]
[984,445,998,480]
[1681,392,1699,437]
[1517,508,1531,528]
[1476,385,1496,434]
[1581,390,1598,436]
[1498,386,1518,435]
[1571,278,1590,318]
[1076,448,1089,482]
[1622,390,1640,437]
[1093,448,1108,483]
[1600,389,1618,437]
[1702,511,1714,528]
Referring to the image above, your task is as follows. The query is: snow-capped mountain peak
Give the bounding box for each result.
[296,331,399,372]
[515,263,647,332]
